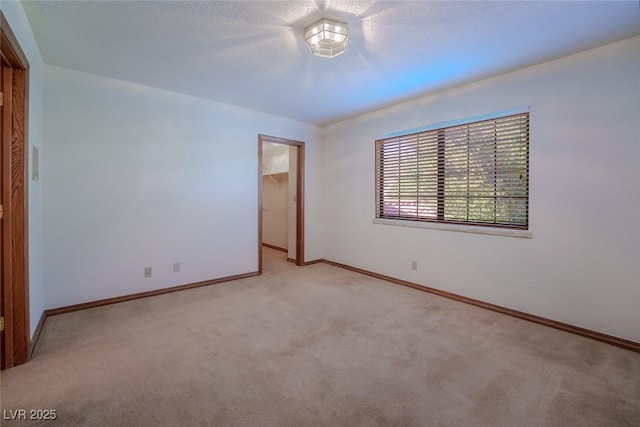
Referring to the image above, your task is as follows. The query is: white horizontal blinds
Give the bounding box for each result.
[376,112,529,228]
[376,133,439,219]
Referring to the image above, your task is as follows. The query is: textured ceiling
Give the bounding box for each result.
[21,1,640,125]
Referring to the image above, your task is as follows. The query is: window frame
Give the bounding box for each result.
[374,109,530,236]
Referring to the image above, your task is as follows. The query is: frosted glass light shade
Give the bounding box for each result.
[304,19,349,59]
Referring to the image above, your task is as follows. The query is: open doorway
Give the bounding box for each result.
[258,135,304,273]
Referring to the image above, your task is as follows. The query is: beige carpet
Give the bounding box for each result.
[1,247,639,426]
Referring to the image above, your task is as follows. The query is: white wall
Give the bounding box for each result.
[262,141,289,249]
[262,174,289,249]
[1,1,46,337]
[322,36,640,343]
[43,65,321,308]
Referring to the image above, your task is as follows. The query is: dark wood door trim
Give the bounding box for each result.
[1,11,30,369]
[258,134,305,273]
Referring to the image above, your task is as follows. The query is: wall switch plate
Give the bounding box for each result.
[411,261,417,271]
[173,262,180,273]
[144,267,152,278]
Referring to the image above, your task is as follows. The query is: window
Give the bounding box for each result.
[375,112,529,229]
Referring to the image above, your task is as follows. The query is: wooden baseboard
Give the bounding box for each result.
[321,259,640,353]
[262,243,287,252]
[287,257,322,266]
[45,271,260,317]
[29,311,47,358]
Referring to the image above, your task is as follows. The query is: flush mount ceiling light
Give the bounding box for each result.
[304,18,349,59]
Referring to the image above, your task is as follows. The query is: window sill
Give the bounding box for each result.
[372,218,532,239]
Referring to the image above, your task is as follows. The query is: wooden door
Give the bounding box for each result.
[0,62,4,345]
[0,60,9,368]
[1,11,30,369]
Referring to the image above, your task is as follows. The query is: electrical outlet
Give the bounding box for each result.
[411,261,417,271]
[173,262,181,273]
[144,267,152,278]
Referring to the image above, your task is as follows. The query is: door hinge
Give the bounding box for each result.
[0,204,3,219]
[0,317,4,332]
[0,91,3,107]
